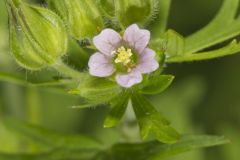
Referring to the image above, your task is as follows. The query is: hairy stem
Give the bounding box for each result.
[53,60,84,79]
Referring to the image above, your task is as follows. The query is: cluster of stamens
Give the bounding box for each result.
[111,46,136,72]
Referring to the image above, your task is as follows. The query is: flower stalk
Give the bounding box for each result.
[52,60,84,79]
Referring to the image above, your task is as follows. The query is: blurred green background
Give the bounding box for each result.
[0,0,239,160]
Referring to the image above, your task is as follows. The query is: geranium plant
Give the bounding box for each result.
[0,0,239,159]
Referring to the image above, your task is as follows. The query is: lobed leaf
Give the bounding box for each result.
[149,0,240,63]
[131,94,179,144]
[185,0,240,54]
[164,29,185,57]
[167,39,240,63]
[95,135,229,160]
[0,134,228,160]
[0,119,229,160]
[104,92,130,128]
[150,135,230,160]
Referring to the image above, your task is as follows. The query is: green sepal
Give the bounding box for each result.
[141,75,174,95]
[131,94,180,144]
[104,92,130,128]
[48,0,104,40]
[115,0,157,27]
[95,0,122,31]
[97,0,115,17]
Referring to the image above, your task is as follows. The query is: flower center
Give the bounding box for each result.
[112,46,137,72]
[113,46,133,65]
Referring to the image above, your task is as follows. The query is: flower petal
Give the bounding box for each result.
[137,48,159,74]
[123,24,150,54]
[88,52,115,77]
[116,69,143,88]
[93,29,122,56]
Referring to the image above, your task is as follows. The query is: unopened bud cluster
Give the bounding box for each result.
[6,0,67,70]
[6,0,158,70]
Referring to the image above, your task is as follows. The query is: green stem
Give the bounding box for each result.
[53,60,84,79]
[26,87,40,124]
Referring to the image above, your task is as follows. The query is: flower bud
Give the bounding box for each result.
[115,0,156,27]
[6,0,67,70]
[98,0,115,17]
[48,0,104,40]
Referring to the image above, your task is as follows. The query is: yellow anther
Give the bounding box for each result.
[114,46,133,65]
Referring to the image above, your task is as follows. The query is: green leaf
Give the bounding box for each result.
[149,38,166,53]
[104,92,130,128]
[167,39,240,63]
[95,135,229,160]
[0,135,229,160]
[3,118,102,151]
[149,135,230,160]
[131,94,180,144]
[150,30,185,60]
[185,0,240,54]
[74,75,122,104]
[165,29,185,57]
[141,75,174,95]
[0,149,98,160]
[147,0,172,38]
[158,0,240,63]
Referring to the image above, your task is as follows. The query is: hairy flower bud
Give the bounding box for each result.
[115,0,156,27]
[6,0,67,70]
[48,0,104,40]
[97,0,115,18]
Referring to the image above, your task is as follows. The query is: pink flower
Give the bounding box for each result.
[88,24,159,88]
